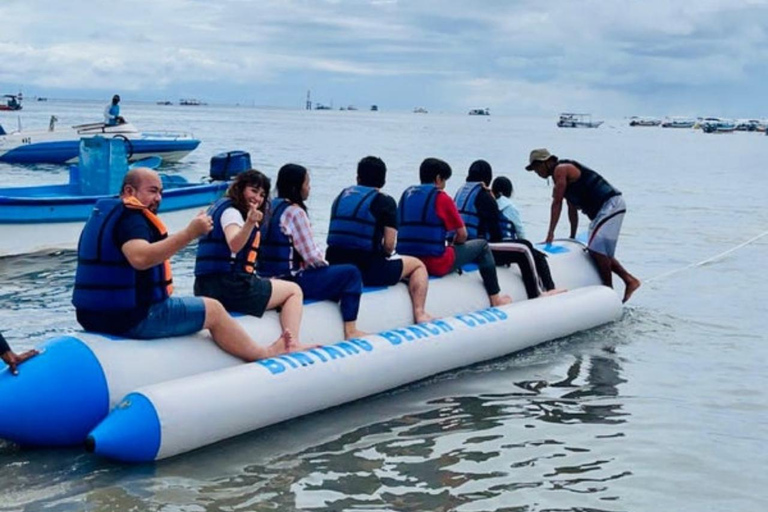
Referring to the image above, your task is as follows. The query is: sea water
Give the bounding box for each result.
[1,101,767,511]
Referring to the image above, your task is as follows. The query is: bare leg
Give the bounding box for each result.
[589,250,641,302]
[489,293,512,307]
[203,298,290,361]
[266,279,304,343]
[344,321,367,340]
[611,258,641,302]
[401,256,433,323]
[589,250,614,288]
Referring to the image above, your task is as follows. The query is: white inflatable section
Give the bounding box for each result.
[82,240,603,408]
[138,286,621,460]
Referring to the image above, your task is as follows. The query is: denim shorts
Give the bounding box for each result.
[123,296,207,339]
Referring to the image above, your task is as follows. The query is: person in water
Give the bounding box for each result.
[258,163,366,339]
[454,159,557,299]
[0,332,38,376]
[194,170,305,342]
[397,157,512,307]
[104,94,126,126]
[525,148,641,302]
[326,156,432,324]
[72,167,299,361]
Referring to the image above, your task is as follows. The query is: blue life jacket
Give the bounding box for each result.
[257,198,301,278]
[397,185,446,257]
[72,198,172,312]
[327,185,379,253]
[194,198,259,276]
[560,159,621,220]
[454,182,484,239]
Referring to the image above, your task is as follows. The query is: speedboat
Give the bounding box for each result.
[629,116,661,127]
[661,117,695,128]
[0,94,22,111]
[701,118,736,133]
[0,140,251,257]
[0,119,200,164]
[557,113,603,128]
[469,108,490,116]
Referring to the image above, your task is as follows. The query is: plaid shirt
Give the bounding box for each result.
[281,204,328,270]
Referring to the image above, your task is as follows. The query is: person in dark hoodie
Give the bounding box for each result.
[455,159,559,299]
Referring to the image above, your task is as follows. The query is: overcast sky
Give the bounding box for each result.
[2,0,767,116]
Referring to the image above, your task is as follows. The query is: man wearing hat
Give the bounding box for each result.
[525,149,640,302]
[104,94,126,126]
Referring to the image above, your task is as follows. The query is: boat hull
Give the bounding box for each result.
[0,240,618,450]
[0,182,228,257]
[0,123,200,164]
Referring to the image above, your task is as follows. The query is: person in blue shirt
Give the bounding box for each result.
[104,94,126,126]
[491,176,557,293]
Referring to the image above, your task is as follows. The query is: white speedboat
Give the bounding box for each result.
[0,119,200,164]
[661,117,695,128]
[557,113,603,128]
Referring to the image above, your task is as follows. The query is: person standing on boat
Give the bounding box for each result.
[0,332,38,376]
[103,94,126,126]
[193,170,305,343]
[397,158,512,307]
[525,148,641,302]
[258,164,366,340]
[454,160,558,299]
[72,167,300,361]
[326,156,433,324]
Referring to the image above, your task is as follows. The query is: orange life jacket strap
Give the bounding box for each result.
[122,196,175,296]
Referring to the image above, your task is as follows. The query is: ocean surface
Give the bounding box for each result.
[1,101,767,512]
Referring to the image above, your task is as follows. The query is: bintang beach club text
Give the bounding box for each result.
[258,308,509,375]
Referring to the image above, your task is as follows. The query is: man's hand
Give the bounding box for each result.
[1,349,39,376]
[187,211,214,239]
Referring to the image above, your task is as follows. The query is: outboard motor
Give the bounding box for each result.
[210,150,251,181]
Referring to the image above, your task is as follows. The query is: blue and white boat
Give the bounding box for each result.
[0,119,200,165]
[0,139,251,257]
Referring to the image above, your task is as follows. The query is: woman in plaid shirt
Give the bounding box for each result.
[258,164,366,340]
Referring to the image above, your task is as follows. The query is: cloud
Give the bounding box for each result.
[1,0,767,115]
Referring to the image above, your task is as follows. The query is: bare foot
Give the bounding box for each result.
[344,328,368,340]
[267,329,293,357]
[490,294,513,307]
[623,277,641,303]
[540,288,568,297]
[414,310,435,324]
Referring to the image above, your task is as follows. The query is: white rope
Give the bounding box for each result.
[644,229,768,284]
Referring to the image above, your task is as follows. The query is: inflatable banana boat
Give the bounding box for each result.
[0,240,622,462]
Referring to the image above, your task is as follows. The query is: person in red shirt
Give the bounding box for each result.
[397,158,512,307]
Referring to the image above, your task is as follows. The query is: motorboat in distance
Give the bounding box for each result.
[557,113,603,128]
[0,119,200,164]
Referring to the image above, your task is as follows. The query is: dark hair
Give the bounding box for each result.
[276,163,308,211]
[227,169,271,217]
[491,176,513,199]
[467,159,492,186]
[357,156,387,188]
[112,94,120,103]
[419,157,452,184]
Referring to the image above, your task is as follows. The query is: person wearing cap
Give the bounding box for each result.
[0,332,38,376]
[104,94,126,126]
[525,149,640,302]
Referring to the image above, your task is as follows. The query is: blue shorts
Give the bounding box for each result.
[123,296,207,339]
